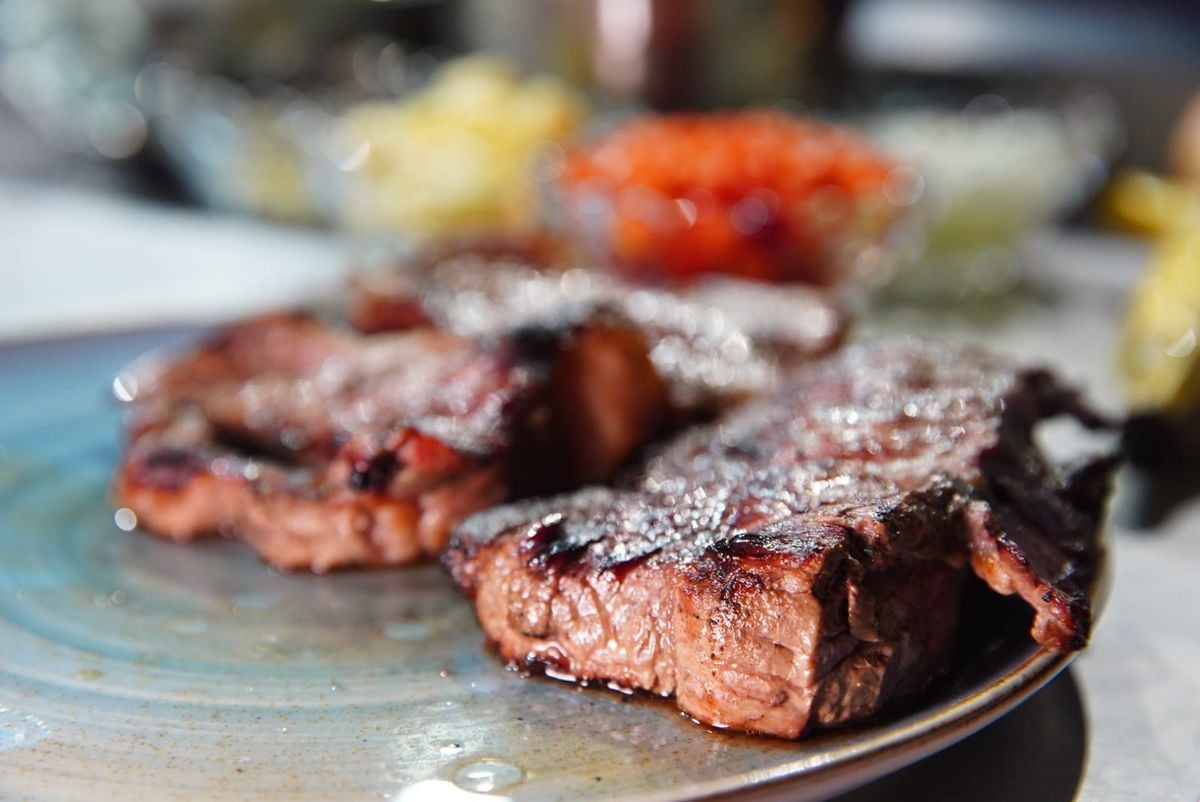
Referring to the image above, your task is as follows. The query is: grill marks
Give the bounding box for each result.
[112,246,847,572]
[444,340,1113,737]
[111,311,669,571]
[107,243,1114,740]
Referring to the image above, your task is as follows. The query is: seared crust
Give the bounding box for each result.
[348,246,846,410]
[445,339,1114,737]
[112,312,667,571]
[448,496,965,738]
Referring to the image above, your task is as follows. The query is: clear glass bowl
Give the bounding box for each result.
[866,88,1123,301]
[134,40,441,227]
[545,110,922,289]
[137,49,585,240]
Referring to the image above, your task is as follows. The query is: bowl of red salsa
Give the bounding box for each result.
[550,110,917,286]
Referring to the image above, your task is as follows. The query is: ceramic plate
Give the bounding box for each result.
[0,330,1092,802]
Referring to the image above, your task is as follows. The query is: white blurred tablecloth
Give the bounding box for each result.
[0,181,352,343]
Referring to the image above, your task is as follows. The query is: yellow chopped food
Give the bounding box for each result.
[337,56,587,238]
[1119,228,1200,414]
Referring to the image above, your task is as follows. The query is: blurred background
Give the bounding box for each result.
[4,0,1200,188]
[2,0,1200,364]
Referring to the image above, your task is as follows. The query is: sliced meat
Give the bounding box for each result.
[113,312,667,571]
[347,243,846,411]
[444,339,1114,738]
[449,484,967,739]
[113,411,505,570]
[350,234,582,334]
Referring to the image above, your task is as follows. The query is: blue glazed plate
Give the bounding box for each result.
[0,330,1087,802]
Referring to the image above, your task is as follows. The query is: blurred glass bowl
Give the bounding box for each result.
[0,2,583,242]
[136,49,586,241]
[134,40,436,226]
[546,110,921,288]
[867,89,1122,301]
[135,60,330,221]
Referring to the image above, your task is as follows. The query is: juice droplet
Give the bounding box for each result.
[439,742,464,756]
[113,507,138,531]
[452,760,523,794]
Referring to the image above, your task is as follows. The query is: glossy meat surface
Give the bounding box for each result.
[113,312,667,570]
[348,248,846,410]
[445,339,1113,737]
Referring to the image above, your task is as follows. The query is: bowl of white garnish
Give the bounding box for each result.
[868,88,1121,302]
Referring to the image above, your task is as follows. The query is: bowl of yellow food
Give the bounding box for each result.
[140,51,587,239]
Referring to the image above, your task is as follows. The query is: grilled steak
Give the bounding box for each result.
[349,234,583,334]
[112,312,667,571]
[111,235,842,574]
[348,247,846,411]
[444,339,1114,738]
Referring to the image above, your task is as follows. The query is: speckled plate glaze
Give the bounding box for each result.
[0,330,1094,802]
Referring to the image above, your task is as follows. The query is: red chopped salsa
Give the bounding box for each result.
[556,110,902,285]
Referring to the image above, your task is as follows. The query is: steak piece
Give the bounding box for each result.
[347,244,846,411]
[445,339,1114,738]
[112,312,667,571]
[349,234,583,334]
